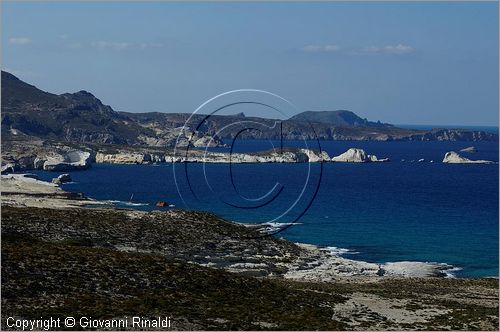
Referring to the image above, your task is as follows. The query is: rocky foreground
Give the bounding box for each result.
[1,175,499,330]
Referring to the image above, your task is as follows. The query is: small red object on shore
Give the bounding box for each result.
[155,201,169,207]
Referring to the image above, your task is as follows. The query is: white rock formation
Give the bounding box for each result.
[95,148,328,164]
[96,152,148,164]
[331,148,386,163]
[1,163,17,174]
[202,151,301,163]
[52,173,72,184]
[442,151,493,164]
[283,243,453,281]
[299,149,330,162]
[33,157,46,170]
[43,150,92,171]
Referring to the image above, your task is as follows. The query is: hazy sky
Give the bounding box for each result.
[2,2,498,125]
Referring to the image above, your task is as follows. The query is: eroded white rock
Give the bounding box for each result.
[331,148,386,163]
[52,173,72,185]
[43,150,92,171]
[442,151,493,164]
[299,149,330,162]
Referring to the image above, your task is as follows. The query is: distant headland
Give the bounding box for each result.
[2,70,497,147]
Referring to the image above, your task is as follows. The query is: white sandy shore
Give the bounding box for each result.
[1,174,105,209]
[1,173,457,280]
[2,173,61,194]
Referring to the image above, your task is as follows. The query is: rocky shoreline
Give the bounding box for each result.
[2,174,498,330]
[2,174,454,279]
[4,139,495,174]
[1,139,388,173]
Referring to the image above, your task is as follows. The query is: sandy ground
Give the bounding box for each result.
[1,174,107,209]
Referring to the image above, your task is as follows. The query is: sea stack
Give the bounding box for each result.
[331,148,387,163]
[442,151,493,164]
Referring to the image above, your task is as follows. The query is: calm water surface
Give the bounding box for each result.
[33,140,499,277]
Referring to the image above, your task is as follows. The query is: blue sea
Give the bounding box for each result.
[32,140,499,278]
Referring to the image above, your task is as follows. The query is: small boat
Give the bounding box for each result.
[156,201,170,207]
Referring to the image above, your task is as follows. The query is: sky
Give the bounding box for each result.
[2,2,499,126]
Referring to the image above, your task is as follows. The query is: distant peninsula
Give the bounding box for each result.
[1,70,497,147]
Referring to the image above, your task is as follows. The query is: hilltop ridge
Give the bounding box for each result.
[289,110,392,128]
[2,70,497,145]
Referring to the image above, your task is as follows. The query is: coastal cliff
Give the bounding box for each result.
[3,139,396,172]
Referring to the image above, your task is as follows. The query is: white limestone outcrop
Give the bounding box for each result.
[95,148,329,165]
[299,149,330,162]
[1,163,17,174]
[331,148,387,163]
[52,173,72,184]
[442,151,493,164]
[43,151,92,171]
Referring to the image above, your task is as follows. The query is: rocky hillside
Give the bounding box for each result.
[124,110,497,141]
[2,203,499,330]
[289,110,392,128]
[1,71,153,144]
[1,71,222,147]
[2,71,497,145]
